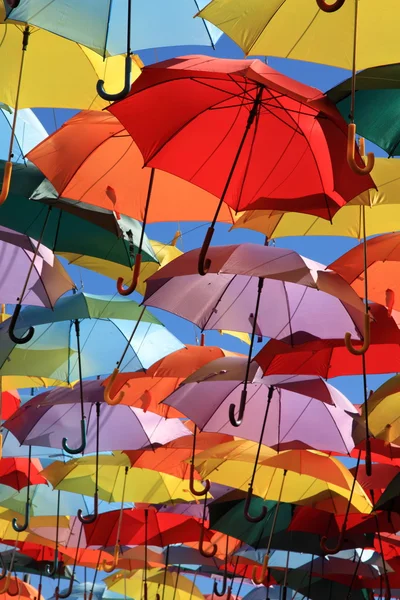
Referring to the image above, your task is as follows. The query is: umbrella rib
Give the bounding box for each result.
[200,274,245,331]
[192,0,216,49]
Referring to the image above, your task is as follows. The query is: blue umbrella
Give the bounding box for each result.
[0,107,47,164]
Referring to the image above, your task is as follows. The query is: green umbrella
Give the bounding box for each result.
[328,64,400,157]
[0,160,157,269]
[271,568,370,600]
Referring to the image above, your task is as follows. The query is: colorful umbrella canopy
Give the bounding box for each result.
[109,55,373,220]
[27,111,235,224]
[163,358,358,454]
[196,0,400,70]
[0,390,20,421]
[0,458,46,491]
[4,380,191,453]
[105,568,205,600]
[143,243,366,342]
[0,226,74,307]
[328,63,400,157]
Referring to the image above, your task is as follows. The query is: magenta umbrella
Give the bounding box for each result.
[163,356,358,522]
[144,243,365,427]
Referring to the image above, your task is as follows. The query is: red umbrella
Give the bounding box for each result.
[0,457,46,491]
[0,390,20,421]
[109,55,374,275]
[255,303,399,378]
[350,439,400,466]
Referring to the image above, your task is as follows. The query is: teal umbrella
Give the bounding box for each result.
[328,64,400,157]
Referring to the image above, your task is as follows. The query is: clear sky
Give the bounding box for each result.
[26,32,391,600]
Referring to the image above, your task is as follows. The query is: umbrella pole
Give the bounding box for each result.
[117,167,155,296]
[143,508,149,600]
[88,550,102,600]
[198,493,217,558]
[189,425,210,497]
[320,449,362,554]
[78,402,100,523]
[12,445,31,532]
[8,205,53,345]
[243,385,274,522]
[62,319,87,454]
[281,549,290,600]
[198,86,264,276]
[229,277,264,427]
[104,305,147,405]
[45,490,60,576]
[345,549,364,600]
[213,536,229,596]
[161,545,170,600]
[103,466,129,572]
[172,565,181,600]
[371,490,391,600]
[0,26,30,204]
[55,523,83,600]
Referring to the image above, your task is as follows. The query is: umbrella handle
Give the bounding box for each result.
[189,462,211,497]
[104,368,125,406]
[0,161,12,205]
[229,389,247,427]
[8,304,34,345]
[77,491,98,524]
[96,55,132,102]
[320,529,344,555]
[62,417,87,455]
[6,574,19,597]
[213,576,227,597]
[0,560,6,581]
[55,576,75,599]
[12,500,30,532]
[45,554,59,577]
[347,124,374,175]
[0,572,11,594]
[117,254,142,296]
[102,544,120,573]
[244,484,267,523]
[316,0,345,11]
[252,554,269,585]
[344,312,370,356]
[198,226,214,276]
[198,526,217,558]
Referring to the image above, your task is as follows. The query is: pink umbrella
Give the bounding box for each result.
[144,243,366,427]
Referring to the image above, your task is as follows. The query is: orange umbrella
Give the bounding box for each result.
[103,344,242,417]
[0,576,44,600]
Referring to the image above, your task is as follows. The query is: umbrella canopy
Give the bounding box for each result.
[4,380,191,453]
[196,0,400,71]
[143,243,366,342]
[27,111,235,224]
[329,232,400,310]
[0,293,184,381]
[255,304,400,378]
[163,358,358,454]
[108,55,373,220]
[0,390,20,420]
[41,453,199,504]
[232,158,400,240]
[0,226,74,307]
[192,441,372,514]
[357,375,400,447]
[0,161,157,270]
[6,0,222,55]
[105,568,204,600]
[328,63,400,157]
[0,458,46,491]
[0,107,47,163]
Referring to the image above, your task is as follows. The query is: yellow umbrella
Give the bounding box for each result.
[359,374,400,445]
[193,441,372,515]
[197,0,400,71]
[232,158,400,240]
[106,568,205,600]
[0,377,72,391]
[41,452,198,504]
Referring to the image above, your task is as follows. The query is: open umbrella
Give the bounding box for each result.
[109,55,374,276]
[0,106,46,164]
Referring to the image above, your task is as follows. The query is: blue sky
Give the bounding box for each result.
[21,32,392,600]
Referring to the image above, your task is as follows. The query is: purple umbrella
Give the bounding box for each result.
[0,225,74,343]
[143,243,365,427]
[163,356,357,522]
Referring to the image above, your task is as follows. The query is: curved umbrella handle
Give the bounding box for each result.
[102,544,120,573]
[104,368,125,406]
[213,575,227,597]
[344,312,370,356]
[252,553,269,585]
[189,462,211,497]
[62,417,87,455]
[316,0,345,11]
[12,500,30,532]
[198,526,217,558]
[8,304,34,345]
[347,124,374,175]
[77,492,98,524]
[198,226,214,276]
[45,553,59,577]
[229,389,247,428]
[117,254,142,296]
[6,575,19,597]
[320,529,345,555]
[55,576,74,599]
[0,559,6,581]
[96,55,132,102]
[244,484,267,523]
[0,161,12,205]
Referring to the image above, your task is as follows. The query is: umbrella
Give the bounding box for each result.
[0,391,19,421]
[0,458,46,491]
[196,0,399,71]
[105,568,205,600]
[328,63,400,157]
[255,303,400,378]
[232,158,400,241]
[357,375,400,447]
[108,55,374,275]
[27,110,235,294]
[0,106,46,164]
